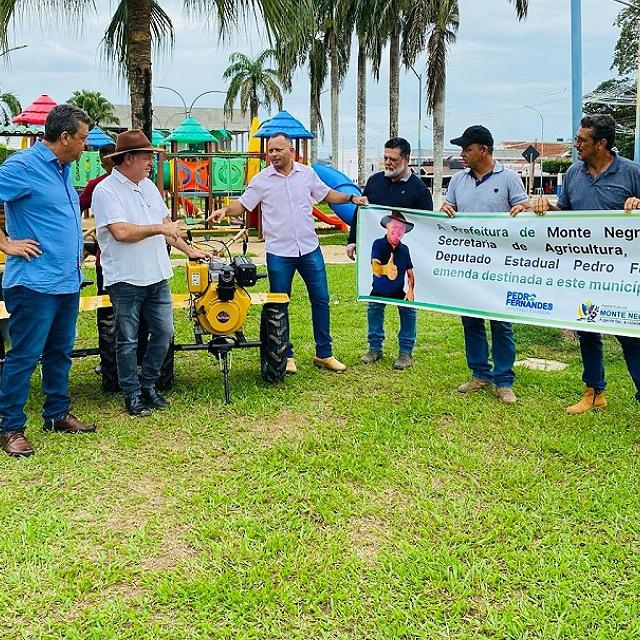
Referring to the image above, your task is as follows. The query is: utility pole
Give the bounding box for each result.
[571,0,583,162]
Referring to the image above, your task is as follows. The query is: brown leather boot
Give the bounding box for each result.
[566,387,607,414]
[1,431,35,457]
[43,413,97,433]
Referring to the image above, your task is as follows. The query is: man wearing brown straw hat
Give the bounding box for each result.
[92,129,209,417]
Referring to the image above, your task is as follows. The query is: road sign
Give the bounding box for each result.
[522,145,540,163]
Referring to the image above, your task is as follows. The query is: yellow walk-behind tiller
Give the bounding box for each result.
[180,228,289,403]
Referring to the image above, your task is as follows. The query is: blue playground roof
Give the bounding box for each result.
[86,126,115,149]
[254,111,314,139]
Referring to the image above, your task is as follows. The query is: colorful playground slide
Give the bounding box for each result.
[311,163,362,226]
[311,205,348,231]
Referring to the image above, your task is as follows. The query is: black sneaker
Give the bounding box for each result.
[141,387,171,410]
[361,349,383,364]
[125,395,152,417]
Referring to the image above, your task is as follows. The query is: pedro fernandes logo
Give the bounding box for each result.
[505,291,553,313]
[577,300,600,322]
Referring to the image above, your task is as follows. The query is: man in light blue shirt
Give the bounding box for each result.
[533,114,640,414]
[441,125,529,405]
[0,104,97,457]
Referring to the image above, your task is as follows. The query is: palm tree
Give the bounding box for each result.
[222,50,284,121]
[275,26,329,163]
[67,90,120,127]
[323,0,353,167]
[349,0,384,184]
[0,1,310,140]
[0,91,21,126]
[403,0,528,207]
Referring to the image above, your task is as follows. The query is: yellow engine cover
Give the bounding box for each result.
[193,286,251,335]
[186,261,209,294]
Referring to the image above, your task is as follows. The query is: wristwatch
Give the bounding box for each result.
[349,194,356,204]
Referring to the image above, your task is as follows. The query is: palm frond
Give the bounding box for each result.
[101,0,174,80]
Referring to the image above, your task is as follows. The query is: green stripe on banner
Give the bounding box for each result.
[355,205,640,338]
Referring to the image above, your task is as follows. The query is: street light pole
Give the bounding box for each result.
[409,64,423,175]
[153,86,187,115]
[570,0,582,162]
[188,90,228,115]
[525,105,544,158]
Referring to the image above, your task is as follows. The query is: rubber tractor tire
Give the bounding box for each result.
[260,303,288,383]
[156,339,175,391]
[97,309,175,392]
[97,306,119,392]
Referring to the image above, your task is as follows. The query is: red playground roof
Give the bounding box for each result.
[12,94,58,125]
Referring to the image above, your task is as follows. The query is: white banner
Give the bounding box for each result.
[356,205,640,337]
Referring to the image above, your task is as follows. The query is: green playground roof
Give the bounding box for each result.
[0,123,44,136]
[211,128,232,140]
[152,129,169,146]
[165,116,218,144]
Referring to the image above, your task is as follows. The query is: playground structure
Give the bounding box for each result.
[60,105,363,233]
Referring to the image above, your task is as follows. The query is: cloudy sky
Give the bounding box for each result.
[1,0,622,153]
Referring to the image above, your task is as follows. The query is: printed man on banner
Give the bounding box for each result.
[370,209,415,305]
[531,114,640,414]
[346,137,433,371]
[441,125,530,405]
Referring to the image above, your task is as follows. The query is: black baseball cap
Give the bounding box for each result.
[450,125,494,148]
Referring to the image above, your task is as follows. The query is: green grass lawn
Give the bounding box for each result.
[2,264,640,639]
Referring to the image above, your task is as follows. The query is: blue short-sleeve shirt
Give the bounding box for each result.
[445,161,528,212]
[0,141,83,294]
[558,153,640,211]
[370,237,413,299]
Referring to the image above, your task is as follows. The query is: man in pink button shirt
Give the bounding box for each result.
[210,132,368,373]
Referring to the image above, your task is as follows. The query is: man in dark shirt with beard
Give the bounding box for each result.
[346,137,432,370]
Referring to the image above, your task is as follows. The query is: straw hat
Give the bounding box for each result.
[103,129,164,158]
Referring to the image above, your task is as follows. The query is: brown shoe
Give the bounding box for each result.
[313,356,347,373]
[44,413,97,433]
[457,378,489,393]
[1,431,35,457]
[496,386,517,404]
[286,358,298,375]
[566,387,607,414]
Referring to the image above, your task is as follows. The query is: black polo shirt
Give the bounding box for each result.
[348,171,433,244]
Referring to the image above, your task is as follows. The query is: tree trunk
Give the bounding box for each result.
[310,83,318,163]
[432,76,446,210]
[127,0,153,140]
[330,34,339,168]
[356,37,367,187]
[389,24,400,138]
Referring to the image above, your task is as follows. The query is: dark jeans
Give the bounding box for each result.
[578,330,640,400]
[266,246,332,359]
[461,316,516,388]
[0,286,79,433]
[367,301,416,354]
[108,280,173,398]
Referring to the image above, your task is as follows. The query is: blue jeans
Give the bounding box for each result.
[108,280,174,398]
[367,301,416,353]
[266,246,332,358]
[578,330,640,400]
[0,286,79,433]
[461,316,515,388]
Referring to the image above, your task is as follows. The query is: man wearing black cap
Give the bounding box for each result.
[441,125,529,404]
